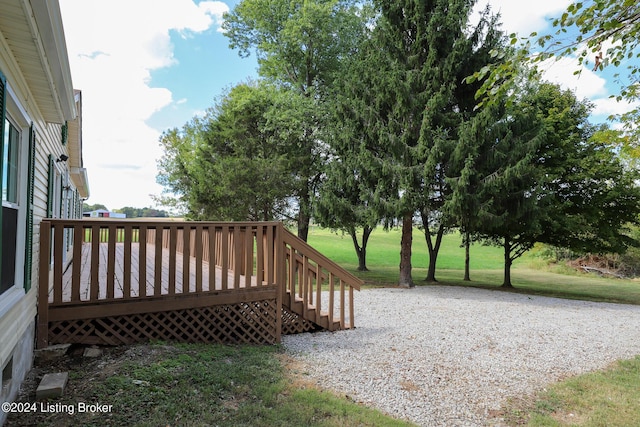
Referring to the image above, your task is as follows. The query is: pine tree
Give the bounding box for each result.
[459,82,640,287]
[337,0,502,286]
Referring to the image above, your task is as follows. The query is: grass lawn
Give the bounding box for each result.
[307,226,640,305]
[307,226,507,272]
[504,356,640,426]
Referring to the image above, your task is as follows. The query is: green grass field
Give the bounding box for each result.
[307,226,507,271]
[306,226,640,305]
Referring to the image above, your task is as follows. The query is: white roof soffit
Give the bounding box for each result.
[67,89,83,168]
[30,0,76,122]
[4,0,77,123]
[70,167,89,199]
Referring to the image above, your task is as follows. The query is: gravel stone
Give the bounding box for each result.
[282,286,640,426]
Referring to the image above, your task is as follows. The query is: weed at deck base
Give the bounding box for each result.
[7,342,412,427]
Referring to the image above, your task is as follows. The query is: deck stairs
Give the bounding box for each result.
[280,228,362,332]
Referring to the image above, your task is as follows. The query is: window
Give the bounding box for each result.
[1,119,19,296]
[2,119,19,204]
[0,74,29,297]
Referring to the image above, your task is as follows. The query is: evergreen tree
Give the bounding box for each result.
[419,5,504,283]
[336,0,501,286]
[456,82,640,287]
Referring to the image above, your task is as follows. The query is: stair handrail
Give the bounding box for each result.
[280,227,362,291]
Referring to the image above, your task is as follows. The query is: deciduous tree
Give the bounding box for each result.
[157,82,296,221]
[223,0,366,240]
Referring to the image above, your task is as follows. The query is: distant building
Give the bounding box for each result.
[84,209,126,219]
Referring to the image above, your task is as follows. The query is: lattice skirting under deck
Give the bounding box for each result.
[48,299,279,346]
[281,307,321,335]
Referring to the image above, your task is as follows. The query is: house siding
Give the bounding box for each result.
[0,2,85,421]
[0,84,77,426]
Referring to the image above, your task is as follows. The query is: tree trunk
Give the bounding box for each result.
[463,231,471,281]
[297,184,311,242]
[424,222,445,283]
[297,210,310,242]
[502,237,513,288]
[350,226,372,272]
[399,213,414,288]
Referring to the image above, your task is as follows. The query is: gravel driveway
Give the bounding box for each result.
[282,286,640,426]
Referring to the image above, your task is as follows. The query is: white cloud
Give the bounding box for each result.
[59,0,229,209]
[591,97,640,118]
[539,56,608,100]
[473,0,572,36]
[538,56,639,121]
[199,1,230,33]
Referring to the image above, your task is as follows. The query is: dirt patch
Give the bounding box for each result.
[5,343,160,427]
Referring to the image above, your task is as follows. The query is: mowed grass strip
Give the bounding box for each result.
[504,355,640,427]
[307,226,507,271]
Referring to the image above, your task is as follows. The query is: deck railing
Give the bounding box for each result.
[281,228,362,330]
[144,225,363,330]
[37,219,361,348]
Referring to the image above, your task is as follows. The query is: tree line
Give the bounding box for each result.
[156,0,640,287]
[82,203,170,218]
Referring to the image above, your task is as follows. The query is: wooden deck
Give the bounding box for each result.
[37,220,363,348]
[55,242,265,303]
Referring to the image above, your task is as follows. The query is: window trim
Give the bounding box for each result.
[2,116,21,207]
[1,76,32,298]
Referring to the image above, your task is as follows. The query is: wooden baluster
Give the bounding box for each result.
[209,226,217,291]
[123,225,132,298]
[154,226,163,296]
[328,272,335,326]
[340,279,346,330]
[349,285,355,329]
[90,225,100,301]
[315,263,322,324]
[302,255,309,311]
[182,225,191,293]
[52,223,64,304]
[288,246,296,303]
[168,226,177,295]
[267,225,274,285]
[71,224,82,302]
[234,227,241,288]
[221,226,229,290]
[106,225,116,299]
[139,225,147,297]
[256,226,264,285]
[195,225,203,292]
[245,226,253,288]
[298,254,304,300]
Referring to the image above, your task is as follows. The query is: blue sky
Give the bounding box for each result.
[58,0,637,211]
[146,2,258,130]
